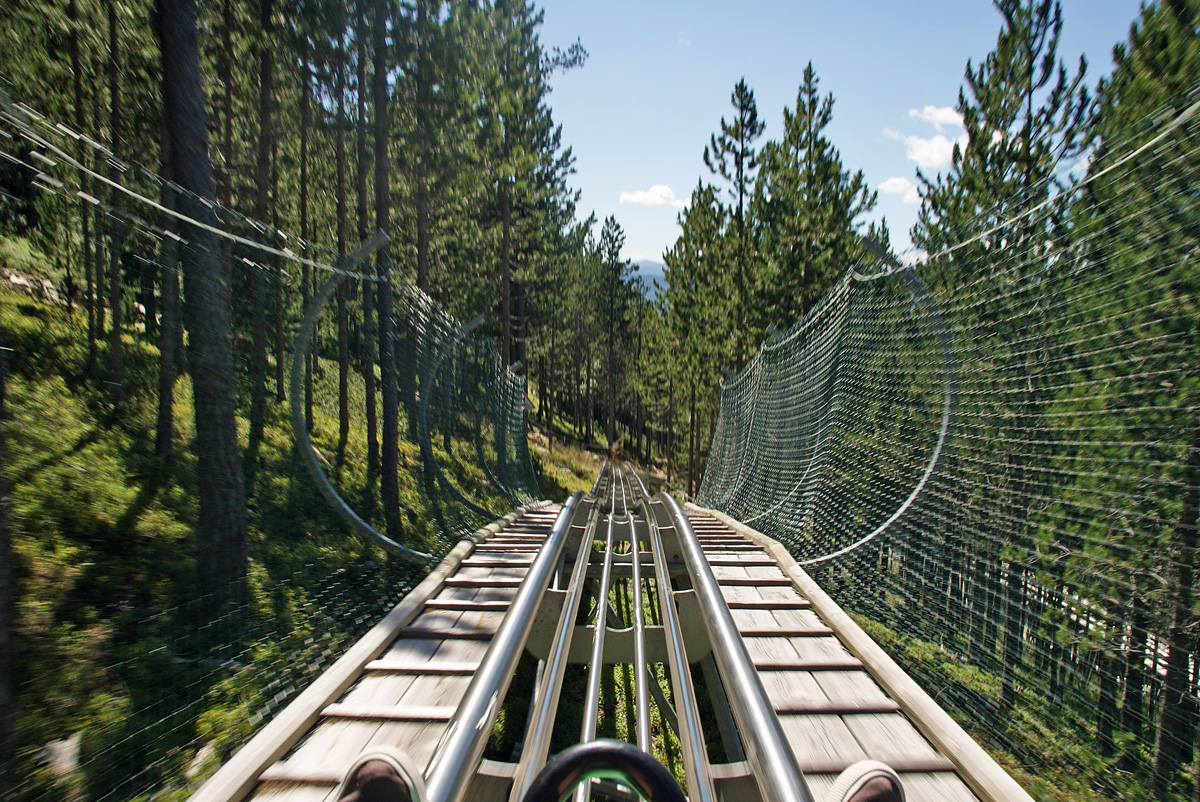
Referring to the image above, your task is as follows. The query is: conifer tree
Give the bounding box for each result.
[756,63,876,327]
[1074,0,1200,791]
[598,216,634,447]
[704,79,764,368]
[914,0,1089,268]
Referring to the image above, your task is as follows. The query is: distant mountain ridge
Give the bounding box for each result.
[634,260,665,298]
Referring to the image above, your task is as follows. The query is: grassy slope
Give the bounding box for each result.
[1,251,535,798]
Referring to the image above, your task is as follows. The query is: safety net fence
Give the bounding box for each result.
[0,78,536,800]
[697,95,1199,799]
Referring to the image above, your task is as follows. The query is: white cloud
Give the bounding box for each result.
[903,133,966,170]
[909,105,962,131]
[879,176,921,205]
[678,37,691,47]
[882,127,901,141]
[620,184,688,209]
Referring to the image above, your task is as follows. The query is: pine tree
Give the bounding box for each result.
[704,78,764,368]
[756,63,876,327]
[158,0,247,620]
[1075,0,1200,791]
[598,216,634,447]
[914,0,1089,268]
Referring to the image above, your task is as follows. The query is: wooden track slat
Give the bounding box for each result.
[423,599,510,611]
[396,626,493,641]
[363,659,478,674]
[753,658,864,671]
[773,699,902,715]
[320,703,457,721]
[443,577,523,588]
[715,577,795,587]
[725,600,811,609]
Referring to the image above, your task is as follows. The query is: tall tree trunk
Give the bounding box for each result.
[272,137,284,401]
[155,117,180,462]
[69,0,97,377]
[218,0,234,209]
[1123,591,1150,771]
[688,380,696,497]
[1097,645,1118,758]
[158,0,247,620]
[0,323,13,782]
[299,50,313,431]
[500,184,512,364]
[1153,427,1200,796]
[248,0,273,446]
[336,29,350,457]
[356,14,377,480]
[999,561,1024,712]
[107,0,125,412]
[374,0,400,535]
[92,82,106,340]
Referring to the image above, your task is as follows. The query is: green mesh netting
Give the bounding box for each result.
[698,100,1199,799]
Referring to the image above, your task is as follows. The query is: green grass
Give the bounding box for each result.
[0,275,524,800]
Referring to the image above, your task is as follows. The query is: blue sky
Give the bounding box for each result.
[535,0,1145,262]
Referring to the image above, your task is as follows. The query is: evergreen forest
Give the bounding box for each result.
[0,0,1196,800]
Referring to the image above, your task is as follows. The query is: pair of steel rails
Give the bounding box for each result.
[423,462,814,802]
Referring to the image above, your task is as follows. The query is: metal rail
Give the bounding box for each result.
[646,492,717,802]
[659,492,816,802]
[508,499,601,802]
[289,232,435,564]
[424,491,584,802]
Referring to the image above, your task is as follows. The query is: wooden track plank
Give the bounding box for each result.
[248,782,337,800]
[423,599,510,611]
[320,703,457,721]
[363,659,478,674]
[726,599,810,610]
[338,673,418,709]
[718,585,763,604]
[397,627,492,641]
[731,608,779,630]
[745,564,789,581]
[397,674,474,708]
[790,636,858,665]
[771,608,826,630]
[745,636,800,665]
[758,669,826,709]
[272,719,382,782]
[778,714,868,770]
[896,772,980,801]
[378,637,444,663]
[366,720,448,771]
[432,637,491,663]
[716,577,795,587]
[813,671,894,708]
[443,577,523,588]
[843,713,946,767]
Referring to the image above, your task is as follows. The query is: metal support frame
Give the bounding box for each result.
[289,232,435,564]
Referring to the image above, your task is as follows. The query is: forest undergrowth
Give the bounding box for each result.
[0,241,581,801]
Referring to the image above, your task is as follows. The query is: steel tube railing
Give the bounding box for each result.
[646,497,717,802]
[508,503,601,802]
[425,491,583,802]
[658,493,815,802]
[580,474,619,745]
[628,479,651,753]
